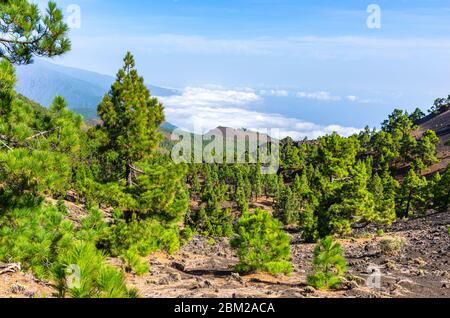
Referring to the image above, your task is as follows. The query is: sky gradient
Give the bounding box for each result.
[32,0,450,139]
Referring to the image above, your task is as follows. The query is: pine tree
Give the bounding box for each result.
[90,55,189,263]
[434,166,450,212]
[397,169,428,218]
[0,148,71,199]
[409,108,425,122]
[328,161,375,235]
[263,173,278,200]
[243,174,252,200]
[369,172,396,225]
[292,172,312,209]
[274,185,298,225]
[292,173,320,241]
[98,52,164,187]
[400,133,417,165]
[317,133,360,180]
[300,197,319,242]
[358,126,374,152]
[190,165,201,198]
[52,242,134,298]
[307,236,348,290]
[372,131,399,170]
[425,172,441,210]
[280,137,302,167]
[429,96,450,114]
[231,209,293,275]
[94,53,190,222]
[0,62,73,200]
[0,59,38,145]
[252,162,263,200]
[135,157,189,222]
[415,130,440,167]
[0,0,71,64]
[190,181,232,237]
[235,181,249,213]
[48,96,83,156]
[382,109,416,134]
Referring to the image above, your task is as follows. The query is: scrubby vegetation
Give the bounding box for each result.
[231,209,293,275]
[0,1,188,297]
[307,237,348,290]
[379,237,406,256]
[184,109,448,241]
[0,0,449,298]
[0,47,190,294]
[52,242,137,298]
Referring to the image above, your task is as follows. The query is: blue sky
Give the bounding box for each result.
[34,0,450,139]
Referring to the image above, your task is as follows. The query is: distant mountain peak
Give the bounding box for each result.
[15,59,180,119]
[207,126,277,142]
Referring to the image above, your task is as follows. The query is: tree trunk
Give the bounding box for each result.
[126,160,133,188]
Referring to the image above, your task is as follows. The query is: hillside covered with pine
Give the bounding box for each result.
[0,0,449,299]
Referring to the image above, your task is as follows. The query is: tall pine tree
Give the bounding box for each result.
[397,169,427,218]
[96,53,188,224]
[98,52,164,187]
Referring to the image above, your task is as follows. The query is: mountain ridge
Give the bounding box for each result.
[15,60,179,119]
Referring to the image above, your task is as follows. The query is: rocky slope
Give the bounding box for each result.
[123,212,449,298]
[1,206,448,299]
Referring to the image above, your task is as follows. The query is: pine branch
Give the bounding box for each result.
[0,139,12,151]
[129,164,144,174]
[26,128,58,140]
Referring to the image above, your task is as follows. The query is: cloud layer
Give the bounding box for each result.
[83,34,450,58]
[158,87,361,140]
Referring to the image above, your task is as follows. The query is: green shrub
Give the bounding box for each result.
[207,238,216,246]
[52,242,135,298]
[180,225,193,245]
[106,216,181,275]
[0,205,74,279]
[97,266,139,298]
[121,247,149,276]
[0,204,135,297]
[187,180,234,238]
[77,208,109,242]
[307,236,348,290]
[0,149,71,197]
[379,237,405,256]
[300,203,319,243]
[376,229,385,237]
[186,206,234,238]
[231,209,293,275]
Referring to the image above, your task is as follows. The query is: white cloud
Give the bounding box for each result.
[296,91,342,101]
[295,91,362,103]
[259,89,290,97]
[159,87,260,107]
[158,87,361,140]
